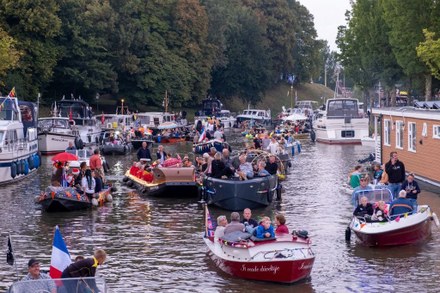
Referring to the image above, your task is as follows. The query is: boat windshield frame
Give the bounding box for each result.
[9,276,107,293]
[352,187,394,207]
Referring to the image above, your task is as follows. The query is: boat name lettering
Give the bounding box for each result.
[299,262,313,270]
[51,138,69,142]
[240,264,280,274]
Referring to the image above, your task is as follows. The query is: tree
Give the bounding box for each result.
[417,29,440,80]
[0,27,21,79]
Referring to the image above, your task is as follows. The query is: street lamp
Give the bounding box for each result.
[121,99,125,115]
[96,93,100,113]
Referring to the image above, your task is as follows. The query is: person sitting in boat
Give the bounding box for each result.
[237,154,254,180]
[255,217,275,239]
[275,214,289,234]
[353,196,374,219]
[66,141,76,151]
[214,215,228,242]
[351,176,373,206]
[156,145,167,164]
[265,155,278,175]
[17,258,56,293]
[74,162,87,188]
[401,173,421,201]
[182,156,193,167]
[140,166,154,183]
[373,163,384,185]
[371,200,388,222]
[224,212,245,235]
[130,162,140,176]
[257,161,271,177]
[389,190,414,219]
[82,169,96,199]
[348,165,363,188]
[211,152,228,179]
[241,208,259,234]
[137,141,152,161]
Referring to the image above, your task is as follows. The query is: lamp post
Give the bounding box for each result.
[95,93,100,113]
[121,99,125,115]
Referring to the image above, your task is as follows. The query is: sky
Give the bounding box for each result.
[299,0,352,51]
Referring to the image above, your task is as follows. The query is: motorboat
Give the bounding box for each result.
[65,148,110,173]
[123,165,200,197]
[279,107,309,123]
[37,185,112,212]
[99,130,133,155]
[203,206,315,283]
[0,94,40,185]
[217,110,236,129]
[193,139,230,155]
[348,188,436,246]
[55,97,102,145]
[155,122,187,143]
[9,277,108,292]
[313,98,369,144]
[236,109,271,126]
[38,117,79,155]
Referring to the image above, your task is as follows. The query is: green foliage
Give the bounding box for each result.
[0,27,21,79]
[417,29,440,80]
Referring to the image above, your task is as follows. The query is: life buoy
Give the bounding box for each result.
[24,160,29,175]
[28,156,35,170]
[10,162,17,178]
[432,212,440,227]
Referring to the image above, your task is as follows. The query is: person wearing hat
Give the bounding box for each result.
[18,258,56,293]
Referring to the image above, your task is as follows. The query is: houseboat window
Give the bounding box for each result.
[396,121,404,149]
[408,122,416,152]
[341,130,355,138]
[384,119,391,146]
[433,125,440,139]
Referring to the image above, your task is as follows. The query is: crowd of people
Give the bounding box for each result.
[214,208,290,242]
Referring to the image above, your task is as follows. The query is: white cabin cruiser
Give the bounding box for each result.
[236,109,271,126]
[0,96,40,185]
[38,117,79,155]
[314,98,369,144]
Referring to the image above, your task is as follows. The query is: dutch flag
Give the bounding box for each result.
[49,226,72,279]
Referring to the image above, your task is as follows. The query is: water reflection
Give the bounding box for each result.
[0,132,439,292]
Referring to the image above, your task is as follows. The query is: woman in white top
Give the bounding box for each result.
[214,215,228,242]
[81,169,96,197]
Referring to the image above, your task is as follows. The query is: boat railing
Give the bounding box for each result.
[2,138,31,152]
[9,276,107,293]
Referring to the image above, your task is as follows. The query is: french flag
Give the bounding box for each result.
[198,127,206,143]
[49,226,72,279]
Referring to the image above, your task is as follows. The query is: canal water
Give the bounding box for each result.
[1,130,440,292]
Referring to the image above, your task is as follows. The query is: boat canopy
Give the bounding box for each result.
[352,187,393,207]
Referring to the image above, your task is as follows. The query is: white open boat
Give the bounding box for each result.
[38,117,79,155]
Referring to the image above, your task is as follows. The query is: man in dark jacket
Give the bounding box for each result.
[137,142,151,161]
[61,249,107,292]
[265,155,278,175]
[385,151,405,199]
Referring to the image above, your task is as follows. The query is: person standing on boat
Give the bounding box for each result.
[351,176,373,206]
[61,249,107,293]
[137,141,152,161]
[385,151,406,199]
[90,149,103,173]
[156,145,167,164]
[265,155,278,175]
[17,259,56,293]
[401,173,421,200]
[82,169,96,200]
[266,137,279,155]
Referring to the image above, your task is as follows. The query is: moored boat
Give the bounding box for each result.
[0,93,40,185]
[348,188,435,246]
[38,117,79,155]
[203,206,315,283]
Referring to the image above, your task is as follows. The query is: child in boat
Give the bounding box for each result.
[353,196,374,218]
[371,200,388,222]
[348,165,363,188]
[255,217,275,239]
[275,214,289,234]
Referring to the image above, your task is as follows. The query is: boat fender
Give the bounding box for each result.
[10,162,17,178]
[95,136,99,144]
[310,130,316,142]
[23,159,29,175]
[75,137,84,150]
[106,194,113,202]
[34,154,40,168]
[141,187,149,194]
[92,198,99,206]
[103,161,110,173]
[110,186,117,192]
[16,160,23,175]
[28,155,35,170]
[345,227,351,242]
[432,212,440,227]
[122,176,129,183]
[126,180,133,187]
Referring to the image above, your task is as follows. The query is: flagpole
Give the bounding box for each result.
[8,233,20,281]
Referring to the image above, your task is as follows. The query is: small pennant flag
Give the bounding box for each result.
[395,216,400,222]
[8,87,16,98]
[360,223,366,229]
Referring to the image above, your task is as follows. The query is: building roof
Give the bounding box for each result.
[372,106,440,120]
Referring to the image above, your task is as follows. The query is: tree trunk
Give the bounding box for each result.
[425,73,432,101]
[390,88,396,107]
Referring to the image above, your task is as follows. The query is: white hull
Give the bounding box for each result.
[361,136,376,147]
[38,133,76,154]
[77,126,102,145]
[314,117,369,144]
[0,141,39,185]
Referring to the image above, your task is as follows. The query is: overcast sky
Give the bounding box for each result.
[299,0,352,51]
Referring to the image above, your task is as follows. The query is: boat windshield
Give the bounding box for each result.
[39,119,69,129]
[352,187,393,207]
[0,98,19,121]
[327,99,359,118]
[9,277,107,293]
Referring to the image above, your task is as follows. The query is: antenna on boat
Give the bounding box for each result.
[70,93,74,100]
[62,94,65,100]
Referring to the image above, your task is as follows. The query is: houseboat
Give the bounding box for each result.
[313,98,369,144]
[55,97,102,145]
[0,95,40,185]
[372,103,440,186]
